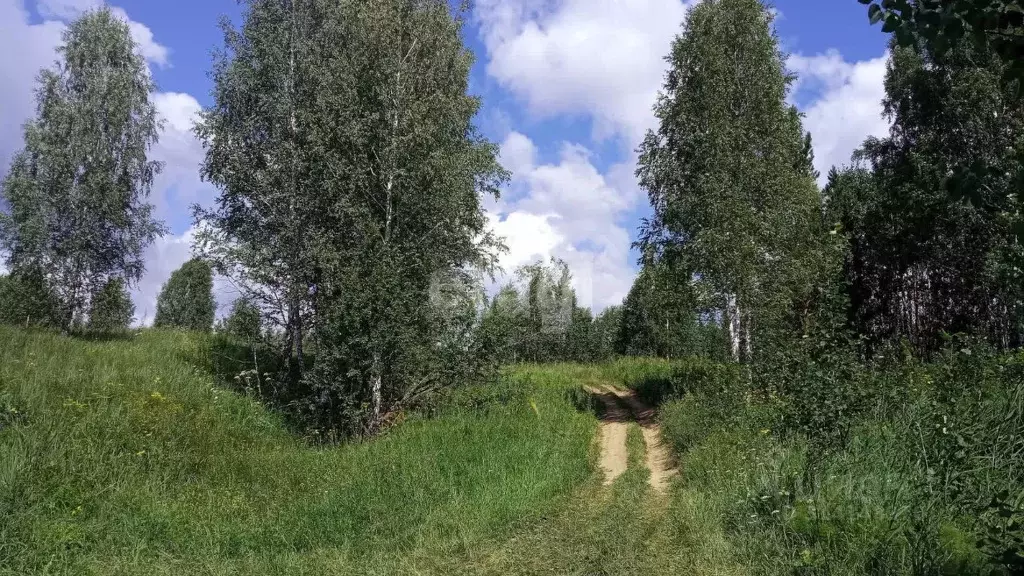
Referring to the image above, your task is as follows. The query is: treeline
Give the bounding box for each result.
[627,0,1024,572]
[636,0,1024,365]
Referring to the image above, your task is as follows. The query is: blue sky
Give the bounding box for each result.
[0,0,892,322]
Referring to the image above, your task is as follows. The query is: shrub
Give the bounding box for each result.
[154,258,215,331]
[0,267,60,327]
[87,277,134,333]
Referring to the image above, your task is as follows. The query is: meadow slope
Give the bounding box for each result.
[0,327,598,574]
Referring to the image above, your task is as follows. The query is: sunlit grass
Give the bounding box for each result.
[0,327,594,574]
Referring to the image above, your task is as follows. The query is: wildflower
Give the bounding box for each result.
[150,391,166,402]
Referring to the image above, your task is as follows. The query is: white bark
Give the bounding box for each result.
[371,351,382,426]
[727,293,741,361]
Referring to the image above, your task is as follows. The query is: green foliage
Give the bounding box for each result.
[824,35,1024,353]
[154,259,215,332]
[477,259,624,365]
[638,0,825,364]
[617,260,725,359]
[0,7,164,329]
[87,277,134,333]
[859,0,1024,79]
[589,305,623,361]
[198,0,508,435]
[0,267,60,328]
[222,297,263,342]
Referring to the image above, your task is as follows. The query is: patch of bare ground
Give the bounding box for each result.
[603,385,677,493]
[583,386,630,485]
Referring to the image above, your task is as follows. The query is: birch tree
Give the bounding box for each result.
[200,0,505,434]
[637,0,821,362]
[195,0,317,373]
[305,0,506,433]
[154,258,216,331]
[0,8,165,329]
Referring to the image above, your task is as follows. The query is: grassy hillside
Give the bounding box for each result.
[0,327,594,574]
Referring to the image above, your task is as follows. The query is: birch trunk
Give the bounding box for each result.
[370,350,383,428]
[727,293,741,361]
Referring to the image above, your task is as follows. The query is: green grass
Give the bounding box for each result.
[429,361,746,576]
[649,354,1024,576]
[0,327,595,574]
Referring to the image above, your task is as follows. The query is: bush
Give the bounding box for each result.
[662,338,1024,575]
[222,297,262,341]
[87,277,134,333]
[154,258,215,331]
[625,356,743,407]
[0,267,60,327]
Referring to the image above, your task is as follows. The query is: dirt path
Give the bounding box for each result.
[603,386,677,493]
[584,385,677,493]
[584,386,630,485]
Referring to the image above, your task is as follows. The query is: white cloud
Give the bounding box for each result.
[789,51,890,183]
[476,0,691,148]
[0,1,66,171]
[487,132,639,311]
[149,92,215,227]
[487,211,564,272]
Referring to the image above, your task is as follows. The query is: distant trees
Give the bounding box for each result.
[87,278,135,333]
[223,297,263,342]
[154,259,215,331]
[0,8,164,331]
[478,258,621,364]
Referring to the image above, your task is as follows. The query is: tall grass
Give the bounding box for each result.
[0,327,594,574]
[644,348,1024,576]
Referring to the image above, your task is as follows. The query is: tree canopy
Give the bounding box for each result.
[154,259,216,332]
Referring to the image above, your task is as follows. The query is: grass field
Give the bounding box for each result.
[0,327,598,574]
[9,325,1000,575]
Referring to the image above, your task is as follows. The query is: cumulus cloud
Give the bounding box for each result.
[149,92,215,228]
[476,0,691,148]
[789,50,890,183]
[0,1,66,171]
[487,132,639,311]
